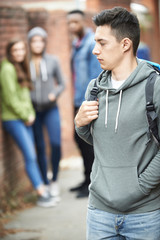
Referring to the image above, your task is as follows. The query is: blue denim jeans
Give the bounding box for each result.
[33,106,61,184]
[87,205,160,240]
[3,120,43,189]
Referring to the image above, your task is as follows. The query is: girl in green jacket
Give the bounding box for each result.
[0,38,56,207]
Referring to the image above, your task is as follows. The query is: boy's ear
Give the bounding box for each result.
[121,38,132,52]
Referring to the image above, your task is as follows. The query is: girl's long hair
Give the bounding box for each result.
[6,38,33,90]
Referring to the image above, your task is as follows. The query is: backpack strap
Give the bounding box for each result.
[88,80,99,101]
[146,60,160,71]
[88,70,108,101]
[145,71,160,146]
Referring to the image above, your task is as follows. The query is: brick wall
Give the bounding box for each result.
[46,10,75,156]
[87,0,131,12]
[0,6,32,211]
[0,0,71,3]
[0,7,28,61]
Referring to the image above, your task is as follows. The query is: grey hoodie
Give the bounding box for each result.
[28,27,65,111]
[76,60,160,214]
[30,53,65,111]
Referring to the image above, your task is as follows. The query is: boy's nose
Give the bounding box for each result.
[92,45,99,55]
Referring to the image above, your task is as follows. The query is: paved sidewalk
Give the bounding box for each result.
[1,157,88,240]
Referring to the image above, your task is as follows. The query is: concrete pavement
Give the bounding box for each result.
[1,156,88,240]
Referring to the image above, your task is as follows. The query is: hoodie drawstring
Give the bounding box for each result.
[105,90,123,132]
[30,61,36,81]
[40,59,48,81]
[105,90,109,128]
[30,59,48,82]
[115,90,122,132]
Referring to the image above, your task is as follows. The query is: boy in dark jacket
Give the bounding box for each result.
[67,10,102,198]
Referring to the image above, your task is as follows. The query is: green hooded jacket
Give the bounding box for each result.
[76,60,160,214]
[0,59,35,121]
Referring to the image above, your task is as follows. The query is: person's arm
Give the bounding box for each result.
[75,100,98,145]
[0,63,35,121]
[75,80,99,145]
[48,57,65,102]
[139,148,160,195]
[53,57,65,98]
[74,41,102,105]
[139,75,160,194]
[75,101,99,128]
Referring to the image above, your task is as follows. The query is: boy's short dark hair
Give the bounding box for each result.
[67,9,85,17]
[93,7,140,56]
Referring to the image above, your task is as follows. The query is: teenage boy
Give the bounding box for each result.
[75,7,160,240]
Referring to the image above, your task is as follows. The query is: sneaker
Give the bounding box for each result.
[37,195,57,208]
[53,195,61,203]
[44,184,50,193]
[50,181,60,197]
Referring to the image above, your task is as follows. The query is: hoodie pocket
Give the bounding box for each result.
[90,165,147,212]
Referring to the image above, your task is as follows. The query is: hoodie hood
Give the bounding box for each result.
[28,27,47,41]
[96,59,155,93]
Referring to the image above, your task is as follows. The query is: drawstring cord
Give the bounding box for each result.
[105,89,123,132]
[40,59,48,81]
[30,61,36,81]
[115,90,122,132]
[105,90,109,128]
[30,59,48,82]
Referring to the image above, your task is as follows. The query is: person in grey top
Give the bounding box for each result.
[75,7,160,240]
[28,27,65,200]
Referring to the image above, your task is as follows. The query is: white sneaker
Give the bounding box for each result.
[50,182,60,197]
[37,195,57,208]
[44,184,50,193]
[53,195,61,203]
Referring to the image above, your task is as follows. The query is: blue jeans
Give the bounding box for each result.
[33,106,61,184]
[3,120,43,189]
[87,206,160,240]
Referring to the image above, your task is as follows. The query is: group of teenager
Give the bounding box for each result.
[0,9,102,207]
[0,27,65,207]
[1,6,160,239]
